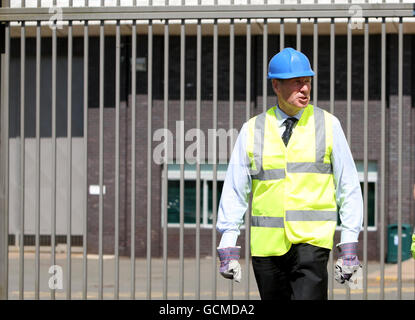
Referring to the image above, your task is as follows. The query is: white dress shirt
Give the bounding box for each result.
[216,105,363,249]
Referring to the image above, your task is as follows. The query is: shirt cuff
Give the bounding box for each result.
[340,229,360,244]
[218,231,239,249]
[336,240,358,247]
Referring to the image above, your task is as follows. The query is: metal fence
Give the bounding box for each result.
[0,2,415,300]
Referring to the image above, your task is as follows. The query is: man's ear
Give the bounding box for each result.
[272,79,280,95]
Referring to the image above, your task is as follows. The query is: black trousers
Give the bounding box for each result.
[252,243,330,300]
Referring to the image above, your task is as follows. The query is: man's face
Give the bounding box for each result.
[272,77,312,110]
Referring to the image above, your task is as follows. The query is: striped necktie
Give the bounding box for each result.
[282,117,298,146]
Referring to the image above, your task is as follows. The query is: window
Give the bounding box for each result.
[167,180,201,224]
[336,161,377,231]
[163,164,227,228]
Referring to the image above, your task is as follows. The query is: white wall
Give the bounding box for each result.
[9,137,86,236]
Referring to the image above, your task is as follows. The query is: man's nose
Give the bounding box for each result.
[299,83,310,93]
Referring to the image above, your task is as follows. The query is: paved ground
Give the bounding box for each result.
[6,246,415,300]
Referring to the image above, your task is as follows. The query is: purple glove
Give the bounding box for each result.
[217,246,241,282]
[334,242,362,287]
[338,242,360,266]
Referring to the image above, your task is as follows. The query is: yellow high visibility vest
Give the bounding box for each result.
[246,104,337,257]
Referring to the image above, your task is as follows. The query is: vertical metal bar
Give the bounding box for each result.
[346,18,351,144]
[181,0,186,297]
[131,20,136,301]
[162,19,168,301]
[147,19,153,301]
[246,21,251,124]
[19,21,25,301]
[296,18,301,51]
[346,18,352,300]
[179,19,185,301]
[329,19,334,115]
[262,19,267,114]
[280,0,284,50]
[0,41,4,301]
[67,20,73,301]
[34,20,41,301]
[312,19,318,107]
[397,17,403,300]
[213,0,219,263]
[195,17,201,300]
[346,0,352,290]
[212,0,219,298]
[114,19,120,300]
[328,1,336,301]
[363,17,369,301]
[0,51,3,299]
[229,19,234,150]
[50,20,57,301]
[211,17,218,301]
[379,17,386,300]
[83,20,89,301]
[0,22,10,301]
[346,11,352,300]
[98,20,104,301]
[228,19,235,300]
[245,19,251,300]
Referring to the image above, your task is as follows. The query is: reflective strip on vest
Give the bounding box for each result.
[252,168,286,180]
[286,162,332,174]
[285,210,337,221]
[249,112,266,178]
[251,216,285,228]
[313,106,326,163]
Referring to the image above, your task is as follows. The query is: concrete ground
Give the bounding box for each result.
[6,246,415,300]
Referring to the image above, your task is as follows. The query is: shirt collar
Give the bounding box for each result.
[274,105,304,127]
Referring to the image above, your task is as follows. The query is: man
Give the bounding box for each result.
[216,47,363,300]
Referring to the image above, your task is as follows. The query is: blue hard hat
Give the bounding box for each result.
[268,47,315,79]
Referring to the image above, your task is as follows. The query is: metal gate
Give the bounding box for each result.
[0,1,414,300]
